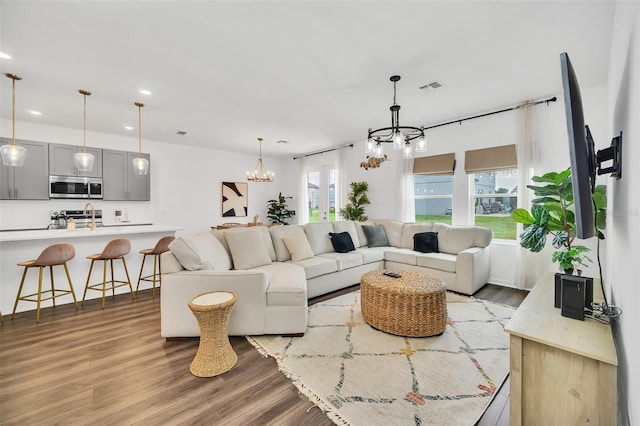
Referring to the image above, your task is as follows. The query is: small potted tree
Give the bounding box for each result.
[339,181,371,221]
[511,168,606,274]
[266,193,296,225]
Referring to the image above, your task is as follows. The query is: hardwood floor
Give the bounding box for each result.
[0,283,528,425]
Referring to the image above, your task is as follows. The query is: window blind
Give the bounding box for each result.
[413,153,456,175]
[464,144,517,173]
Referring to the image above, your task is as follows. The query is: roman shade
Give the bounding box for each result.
[413,153,456,175]
[464,144,517,173]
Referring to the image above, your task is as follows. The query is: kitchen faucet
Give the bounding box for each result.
[83,202,96,231]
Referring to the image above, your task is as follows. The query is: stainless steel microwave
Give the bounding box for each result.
[49,176,103,199]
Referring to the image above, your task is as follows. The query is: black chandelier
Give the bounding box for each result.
[365,75,426,163]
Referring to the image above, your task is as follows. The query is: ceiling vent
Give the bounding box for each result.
[276,140,289,144]
[419,81,444,91]
[176,131,187,136]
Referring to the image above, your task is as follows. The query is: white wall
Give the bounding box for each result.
[341,83,608,288]
[0,121,299,236]
[606,3,640,424]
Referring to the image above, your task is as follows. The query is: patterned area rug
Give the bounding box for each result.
[247,291,516,426]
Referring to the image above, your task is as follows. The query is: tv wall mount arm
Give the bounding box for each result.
[587,126,622,180]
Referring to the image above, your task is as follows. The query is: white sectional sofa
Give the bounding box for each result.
[160,220,492,338]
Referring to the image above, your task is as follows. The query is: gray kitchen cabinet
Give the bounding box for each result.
[102,149,150,201]
[49,143,103,177]
[0,138,49,200]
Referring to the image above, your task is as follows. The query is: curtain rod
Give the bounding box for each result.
[424,96,557,131]
[293,143,353,160]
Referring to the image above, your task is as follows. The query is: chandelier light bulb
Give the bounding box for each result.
[415,135,427,153]
[365,138,374,156]
[375,142,384,158]
[393,131,405,150]
[403,141,413,159]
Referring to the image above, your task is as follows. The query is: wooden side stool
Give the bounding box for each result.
[11,242,78,323]
[188,291,238,377]
[82,238,135,309]
[136,235,175,298]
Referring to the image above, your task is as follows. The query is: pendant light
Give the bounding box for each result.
[132,102,149,175]
[247,137,273,182]
[1,73,27,167]
[73,89,96,172]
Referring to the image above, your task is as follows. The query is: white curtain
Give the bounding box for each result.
[337,145,351,220]
[296,156,309,225]
[397,153,415,222]
[514,101,542,289]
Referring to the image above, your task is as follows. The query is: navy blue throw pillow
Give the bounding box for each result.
[329,232,356,253]
[413,232,439,253]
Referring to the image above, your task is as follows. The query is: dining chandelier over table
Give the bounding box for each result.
[364,75,427,167]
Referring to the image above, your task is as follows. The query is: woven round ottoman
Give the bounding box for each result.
[188,291,238,377]
[360,270,447,337]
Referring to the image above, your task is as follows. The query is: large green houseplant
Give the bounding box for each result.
[339,181,371,221]
[266,193,296,225]
[511,168,606,273]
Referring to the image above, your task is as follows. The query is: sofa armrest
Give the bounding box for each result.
[455,246,491,295]
[161,270,269,337]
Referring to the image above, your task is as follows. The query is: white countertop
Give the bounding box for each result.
[0,224,181,242]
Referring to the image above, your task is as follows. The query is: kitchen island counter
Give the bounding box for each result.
[0,224,181,315]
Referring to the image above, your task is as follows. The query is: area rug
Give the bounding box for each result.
[247,291,516,426]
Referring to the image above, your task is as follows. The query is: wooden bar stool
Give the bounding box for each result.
[11,242,78,323]
[136,235,175,298]
[82,238,135,309]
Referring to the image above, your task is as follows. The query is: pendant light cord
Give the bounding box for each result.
[135,102,144,156]
[6,73,22,146]
[79,90,92,153]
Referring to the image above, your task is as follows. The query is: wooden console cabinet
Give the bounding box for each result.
[505,272,617,425]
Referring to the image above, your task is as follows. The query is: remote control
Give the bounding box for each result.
[383,271,402,278]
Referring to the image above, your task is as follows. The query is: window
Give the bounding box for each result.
[307,166,337,223]
[471,169,518,239]
[414,175,452,224]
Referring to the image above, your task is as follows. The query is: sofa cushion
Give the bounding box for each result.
[318,252,363,271]
[384,248,418,266]
[413,232,439,253]
[401,222,434,249]
[290,256,338,279]
[283,234,315,262]
[375,219,403,247]
[354,220,375,247]
[168,233,232,271]
[213,226,277,262]
[329,232,356,253]
[354,247,386,264]
[270,225,306,261]
[331,220,361,248]
[433,223,493,254]
[225,230,272,270]
[304,223,335,255]
[416,252,457,273]
[362,224,389,247]
[257,263,307,307]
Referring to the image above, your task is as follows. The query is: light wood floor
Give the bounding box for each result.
[0,283,528,425]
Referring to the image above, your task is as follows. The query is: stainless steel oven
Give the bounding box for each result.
[49,176,103,199]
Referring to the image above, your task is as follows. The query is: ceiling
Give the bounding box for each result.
[0,1,616,158]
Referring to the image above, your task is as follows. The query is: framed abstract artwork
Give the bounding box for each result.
[222,181,248,217]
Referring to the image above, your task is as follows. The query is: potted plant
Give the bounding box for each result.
[511,168,606,274]
[339,181,371,221]
[266,193,296,225]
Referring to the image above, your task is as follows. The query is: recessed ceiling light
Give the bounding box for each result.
[28,110,42,116]
[0,52,11,60]
[124,126,134,130]
[139,89,152,95]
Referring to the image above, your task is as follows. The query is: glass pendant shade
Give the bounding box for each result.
[74,90,96,172]
[0,144,27,166]
[1,73,27,167]
[375,142,384,158]
[403,142,413,159]
[365,138,374,156]
[132,156,149,175]
[415,135,427,153]
[393,130,405,150]
[73,151,96,171]
[133,102,149,175]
